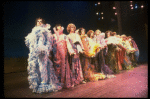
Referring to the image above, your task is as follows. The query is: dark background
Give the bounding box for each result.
[3,1,148,63]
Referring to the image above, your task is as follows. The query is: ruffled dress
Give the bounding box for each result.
[80,35,106,82]
[94,33,114,75]
[121,40,135,70]
[67,33,84,85]
[25,24,62,93]
[105,36,120,73]
[52,33,75,88]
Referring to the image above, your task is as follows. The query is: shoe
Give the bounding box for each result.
[106,74,116,78]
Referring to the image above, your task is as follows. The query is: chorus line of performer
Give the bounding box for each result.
[25,17,139,93]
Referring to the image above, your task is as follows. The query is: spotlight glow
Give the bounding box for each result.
[113,7,116,9]
[135,6,138,9]
[141,5,144,8]
[98,2,100,5]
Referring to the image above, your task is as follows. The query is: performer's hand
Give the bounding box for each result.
[53,27,57,33]
[70,52,76,56]
[61,26,64,31]
[46,24,51,29]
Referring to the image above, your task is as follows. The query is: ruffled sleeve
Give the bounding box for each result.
[65,35,75,55]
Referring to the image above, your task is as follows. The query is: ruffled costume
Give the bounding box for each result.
[94,33,113,73]
[67,33,84,85]
[25,24,62,93]
[52,29,75,88]
[105,36,120,73]
[120,40,136,70]
[80,35,106,82]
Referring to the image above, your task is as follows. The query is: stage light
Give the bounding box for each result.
[141,5,144,8]
[95,4,97,6]
[135,6,138,8]
[135,4,138,9]
[98,2,100,5]
[130,1,132,3]
[115,12,117,15]
[131,7,134,9]
[130,4,133,7]
[98,18,100,20]
[96,12,99,15]
[102,17,104,19]
[113,7,116,9]
[101,12,103,14]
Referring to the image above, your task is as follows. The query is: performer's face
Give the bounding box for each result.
[91,32,94,37]
[81,29,85,35]
[37,19,43,26]
[107,32,110,37]
[57,26,61,31]
[70,26,75,33]
[95,31,100,35]
[122,37,126,41]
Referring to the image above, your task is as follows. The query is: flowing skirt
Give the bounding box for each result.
[68,40,84,86]
[80,36,106,81]
[81,57,106,82]
[105,44,119,73]
[52,39,74,88]
[27,53,62,93]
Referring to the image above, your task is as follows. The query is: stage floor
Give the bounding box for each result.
[4,63,148,98]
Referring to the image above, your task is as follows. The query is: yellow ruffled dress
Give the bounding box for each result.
[80,35,106,81]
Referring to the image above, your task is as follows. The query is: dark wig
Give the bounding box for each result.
[55,24,61,31]
[35,17,46,26]
[78,28,86,35]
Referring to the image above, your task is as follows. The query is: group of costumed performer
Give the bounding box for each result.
[105,31,139,73]
[25,17,139,94]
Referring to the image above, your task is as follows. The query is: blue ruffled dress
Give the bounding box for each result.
[25,24,62,93]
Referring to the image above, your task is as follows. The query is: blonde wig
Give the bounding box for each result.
[67,23,76,33]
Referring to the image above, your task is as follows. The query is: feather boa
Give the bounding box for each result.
[25,24,62,93]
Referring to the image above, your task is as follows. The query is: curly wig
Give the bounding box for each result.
[67,23,76,33]
[87,30,94,38]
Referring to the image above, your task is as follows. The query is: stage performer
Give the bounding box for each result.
[52,24,75,88]
[105,32,120,73]
[25,17,62,93]
[86,30,100,70]
[120,35,135,70]
[67,23,86,86]
[128,36,139,67]
[79,28,106,82]
[94,30,115,77]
